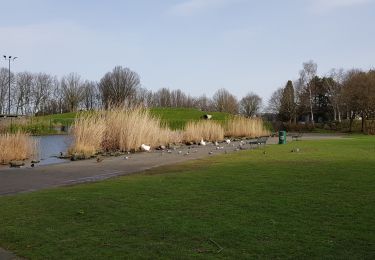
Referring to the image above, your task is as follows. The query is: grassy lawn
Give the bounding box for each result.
[150,107,229,129]
[0,136,374,259]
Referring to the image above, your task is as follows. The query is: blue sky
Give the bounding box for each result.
[1,0,374,101]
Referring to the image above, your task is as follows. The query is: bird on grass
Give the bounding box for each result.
[209,151,213,155]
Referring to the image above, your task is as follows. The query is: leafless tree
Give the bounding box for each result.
[267,87,283,114]
[32,73,54,115]
[326,68,345,122]
[153,88,172,107]
[99,66,140,108]
[133,87,152,107]
[15,72,33,115]
[194,95,212,111]
[61,73,84,112]
[212,88,238,114]
[299,60,317,125]
[240,92,262,117]
[81,80,98,110]
[0,68,10,114]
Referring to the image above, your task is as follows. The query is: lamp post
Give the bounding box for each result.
[3,55,17,115]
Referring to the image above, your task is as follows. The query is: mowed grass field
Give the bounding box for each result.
[0,136,374,259]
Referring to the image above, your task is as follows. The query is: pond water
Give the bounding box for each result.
[34,135,73,166]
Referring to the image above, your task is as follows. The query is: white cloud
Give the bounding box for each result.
[168,0,242,16]
[309,0,372,13]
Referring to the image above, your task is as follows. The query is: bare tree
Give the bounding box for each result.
[61,73,84,112]
[0,68,10,114]
[32,73,54,115]
[240,92,262,117]
[99,66,140,108]
[299,60,317,125]
[81,80,98,110]
[326,68,345,122]
[195,95,212,111]
[267,87,283,114]
[15,72,33,115]
[212,88,238,114]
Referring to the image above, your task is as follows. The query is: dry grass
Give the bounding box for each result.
[70,108,182,155]
[0,132,37,164]
[184,120,225,142]
[69,113,106,156]
[225,116,270,138]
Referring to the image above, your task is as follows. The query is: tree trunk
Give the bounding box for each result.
[308,87,314,126]
[361,112,365,133]
[333,107,337,121]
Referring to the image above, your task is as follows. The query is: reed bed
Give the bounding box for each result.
[0,132,37,164]
[225,116,270,138]
[184,120,225,142]
[70,108,182,155]
[69,113,106,156]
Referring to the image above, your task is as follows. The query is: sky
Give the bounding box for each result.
[1,0,374,101]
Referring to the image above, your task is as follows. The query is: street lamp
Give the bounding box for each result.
[3,55,17,115]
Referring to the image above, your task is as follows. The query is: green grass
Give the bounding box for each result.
[34,108,229,131]
[0,136,374,259]
[150,107,229,129]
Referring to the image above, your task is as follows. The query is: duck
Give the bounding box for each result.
[199,139,206,146]
[141,144,151,152]
[225,139,231,144]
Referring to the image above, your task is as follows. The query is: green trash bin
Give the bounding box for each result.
[278,131,286,144]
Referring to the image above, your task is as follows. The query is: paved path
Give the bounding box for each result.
[0,247,23,260]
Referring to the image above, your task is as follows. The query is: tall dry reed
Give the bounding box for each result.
[70,108,182,155]
[225,116,270,138]
[69,113,106,156]
[0,132,37,164]
[184,120,225,142]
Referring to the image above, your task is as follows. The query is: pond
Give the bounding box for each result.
[34,135,73,166]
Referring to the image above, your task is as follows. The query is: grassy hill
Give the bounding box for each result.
[36,108,229,130]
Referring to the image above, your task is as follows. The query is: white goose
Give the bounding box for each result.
[141,144,151,151]
[199,139,206,146]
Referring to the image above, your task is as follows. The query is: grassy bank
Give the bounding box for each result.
[0,136,374,259]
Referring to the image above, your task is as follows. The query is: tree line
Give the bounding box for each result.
[268,60,375,132]
[0,66,263,117]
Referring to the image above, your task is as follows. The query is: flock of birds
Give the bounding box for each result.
[94,138,259,163]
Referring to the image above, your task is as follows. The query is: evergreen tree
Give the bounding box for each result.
[279,80,296,123]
